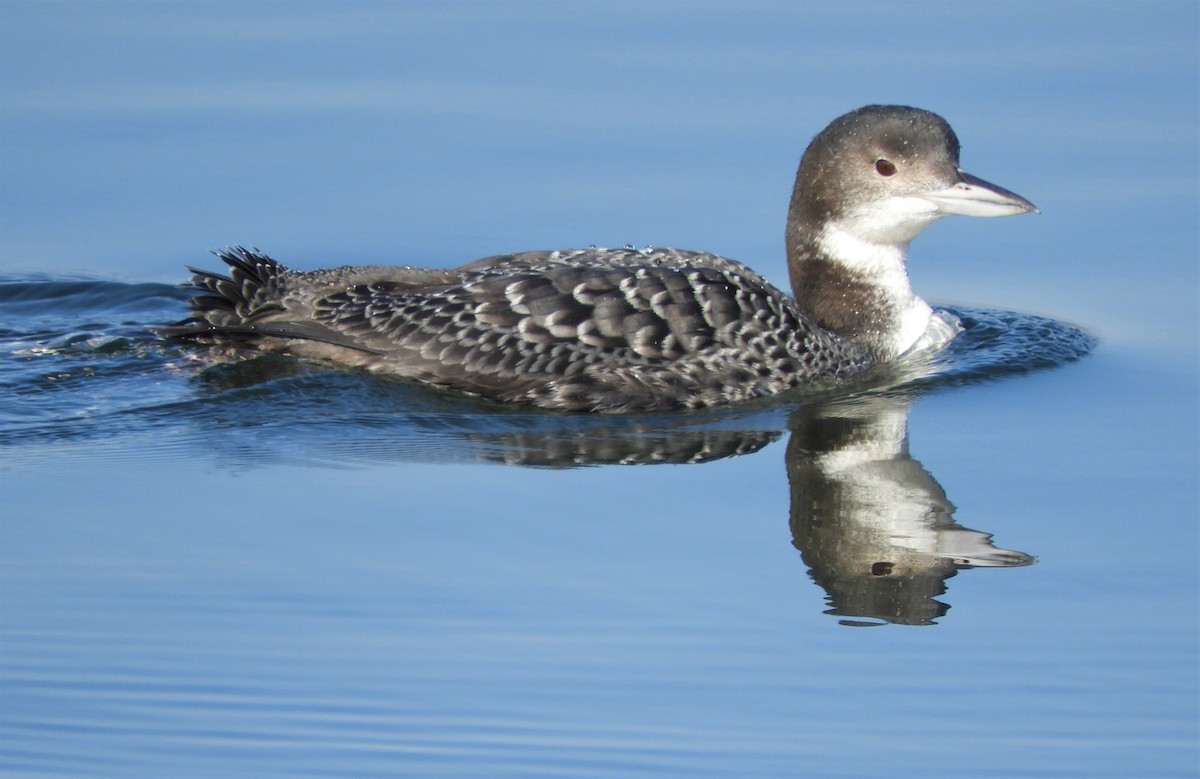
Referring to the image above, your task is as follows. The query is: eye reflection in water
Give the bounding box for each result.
[169,348,1042,627]
[466,393,1034,627]
[785,395,1033,627]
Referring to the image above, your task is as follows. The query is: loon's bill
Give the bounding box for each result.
[920,169,1039,217]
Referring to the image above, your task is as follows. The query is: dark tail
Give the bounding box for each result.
[158,246,291,341]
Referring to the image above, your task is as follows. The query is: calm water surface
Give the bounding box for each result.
[1,2,1197,778]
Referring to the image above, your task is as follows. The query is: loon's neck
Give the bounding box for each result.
[787,223,933,360]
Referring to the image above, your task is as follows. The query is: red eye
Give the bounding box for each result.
[875,159,897,176]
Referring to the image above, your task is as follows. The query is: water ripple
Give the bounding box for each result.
[0,276,1096,470]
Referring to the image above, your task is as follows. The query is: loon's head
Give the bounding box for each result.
[786,105,1037,357]
[789,104,1037,248]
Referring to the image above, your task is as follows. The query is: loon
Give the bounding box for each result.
[165,105,1037,413]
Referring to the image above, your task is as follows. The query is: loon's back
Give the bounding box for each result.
[167,246,869,413]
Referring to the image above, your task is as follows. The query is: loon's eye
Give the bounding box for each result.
[875,159,897,177]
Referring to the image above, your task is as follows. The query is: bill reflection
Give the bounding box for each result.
[786,396,1033,626]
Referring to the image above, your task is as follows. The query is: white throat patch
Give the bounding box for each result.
[816,223,934,356]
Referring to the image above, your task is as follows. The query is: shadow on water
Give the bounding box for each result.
[0,276,1096,626]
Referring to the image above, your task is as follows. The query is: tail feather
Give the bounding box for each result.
[160,246,293,342]
[190,246,289,323]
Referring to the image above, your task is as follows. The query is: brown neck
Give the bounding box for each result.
[786,230,902,358]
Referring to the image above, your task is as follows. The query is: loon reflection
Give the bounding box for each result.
[191,352,1032,626]
[465,393,1032,625]
[786,396,1032,626]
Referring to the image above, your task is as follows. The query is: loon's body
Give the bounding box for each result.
[165,105,1037,413]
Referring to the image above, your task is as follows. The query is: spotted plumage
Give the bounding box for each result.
[171,246,868,412]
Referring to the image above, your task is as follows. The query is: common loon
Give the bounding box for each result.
[165,105,1037,413]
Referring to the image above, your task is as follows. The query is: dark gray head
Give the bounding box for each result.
[787,105,1037,253]
[784,105,1038,359]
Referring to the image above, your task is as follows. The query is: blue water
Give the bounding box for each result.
[1,2,1197,778]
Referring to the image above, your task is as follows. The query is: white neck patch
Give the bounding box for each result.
[816,223,934,357]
